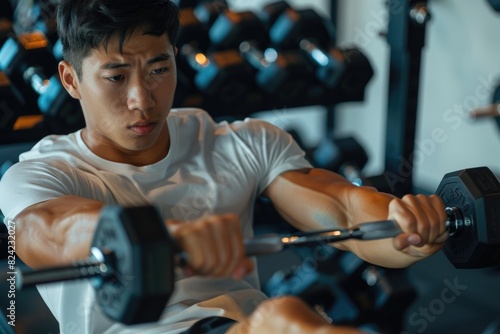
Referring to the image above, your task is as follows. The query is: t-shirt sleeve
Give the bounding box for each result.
[0,160,77,224]
[236,118,313,194]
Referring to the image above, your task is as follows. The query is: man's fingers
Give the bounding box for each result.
[392,232,422,251]
[166,214,252,278]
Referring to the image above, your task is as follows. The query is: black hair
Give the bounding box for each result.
[56,0,180,79]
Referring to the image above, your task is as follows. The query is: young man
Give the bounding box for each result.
[0,0,448,333]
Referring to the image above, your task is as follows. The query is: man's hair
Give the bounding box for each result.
[56,0,180,79]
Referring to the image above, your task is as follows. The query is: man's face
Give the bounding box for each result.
[63,30,177,164]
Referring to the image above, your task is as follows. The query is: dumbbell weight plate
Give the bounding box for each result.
[92,206,175,324]
[436,167,500,268]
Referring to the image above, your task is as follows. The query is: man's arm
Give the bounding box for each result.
[263,168,448,268]
[14,195,104,268]
[14,196,254,278]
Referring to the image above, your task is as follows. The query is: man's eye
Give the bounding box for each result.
[152,67,168,75]
[107,75,124,82]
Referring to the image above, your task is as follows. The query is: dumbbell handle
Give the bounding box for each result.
[299,39,331,67]
[239,41,277,70]
[17,247,111,289]
[18,220,403,288]
[23,66,50,95]
[180,43,211,71]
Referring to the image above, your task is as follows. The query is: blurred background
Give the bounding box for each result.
[1,0,500,333]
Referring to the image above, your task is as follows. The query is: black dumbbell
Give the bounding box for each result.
[0,31,83,126]
[23,66,84,127]
[269,5,334,51]
[17,206,176,325]
[269,6,374,99]
[208,9,317,102]
[332,251,416,329]
[209,9,270,51]
[177,8,211,51]
[193,0,228,31]
[299,40,374,101]
[264,247,416,331]
[0,71,24,132]
[0,17,13,49]
[31,0,59,44]
[178,43,253,106]
[0,31,58,114]
[238,42,315,101]
[258,0,291,31]
[175,1,230,107]
[311,136,369,186]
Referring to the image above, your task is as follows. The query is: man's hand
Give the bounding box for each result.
[227,296,365,334]
[166,214,254,280]
[389,194,449,258]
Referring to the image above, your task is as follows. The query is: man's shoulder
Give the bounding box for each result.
[168,108,282,136]
[169,108,212,121]
[19,131,81,162]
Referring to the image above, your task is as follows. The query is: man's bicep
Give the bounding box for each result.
[262,168,311,199]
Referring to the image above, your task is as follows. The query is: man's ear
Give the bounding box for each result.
[58,60,81,99]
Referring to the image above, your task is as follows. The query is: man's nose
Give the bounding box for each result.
[127,76,156,111]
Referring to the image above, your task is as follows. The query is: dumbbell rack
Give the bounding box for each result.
[362,0,430,197]
[385,0,429,196]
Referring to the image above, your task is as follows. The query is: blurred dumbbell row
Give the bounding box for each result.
[0,0,375,143]
[173,0,374,116]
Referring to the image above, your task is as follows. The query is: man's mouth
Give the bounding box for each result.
[128,122,157,135]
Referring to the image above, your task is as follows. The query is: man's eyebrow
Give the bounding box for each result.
[147,53,171,64]
[100,54,172,70]
[101,62,129,70]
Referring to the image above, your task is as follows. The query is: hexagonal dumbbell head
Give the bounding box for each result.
[436,167,500,269]
[92,205,176,324]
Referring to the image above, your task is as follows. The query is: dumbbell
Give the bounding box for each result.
[264,247,416,330]
[209,9,270,51]
[0,31,83,126]
[16,167,500,324]
[193,0,228,31]
[0,71,24,132]
[23,66,85,127]
[209,9,317,102]
[0,17,13,49]
[311,136,369,186]
[258,0,291,31]
[31,0,59,44]
[0,31,58,114]
[269,5,374,99]
[177,7,210,51]
[177,43,253,106]
[11,0,58,45]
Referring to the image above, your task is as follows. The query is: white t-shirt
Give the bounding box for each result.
[0,108,312,333]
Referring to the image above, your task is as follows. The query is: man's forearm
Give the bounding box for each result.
[15,196,104,268]
[264,168,423,268]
